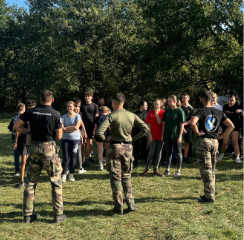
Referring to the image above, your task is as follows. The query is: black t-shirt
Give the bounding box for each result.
[19,105,62,142]
[8,113,21,141]
[133,110,148,136]
[194,107,227,139]
[95,114,110,138]
[181,105,194,130]
[81,102,99,126]
[223,102,241,129]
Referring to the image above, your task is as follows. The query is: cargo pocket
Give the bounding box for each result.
[122,155,134,173]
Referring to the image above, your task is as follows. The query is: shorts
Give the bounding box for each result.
[184,128,193,143]
[17,144,29,156]
[84,124,94,139]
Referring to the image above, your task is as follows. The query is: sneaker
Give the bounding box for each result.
[99,164,104,171]
[69,174,75,182]
[61,174,67,183]
[218,152,224,161]
[78,168,86,174]
[162,170,171,177]
[18,182,25,189]
[142,169,148,176]
[24,213,41,223]
[153,169,161,176]
[235,158,242,163]
[174,172,182,178]
[198,195,214,204]
[14,172,20,176]
[127,204,138,212]
[55,214,67,223]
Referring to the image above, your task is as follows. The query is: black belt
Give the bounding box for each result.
[110,141,132,145]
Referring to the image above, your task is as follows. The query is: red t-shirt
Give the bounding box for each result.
[145,110,165,140]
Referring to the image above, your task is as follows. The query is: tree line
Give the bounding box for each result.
[0,0,242,112]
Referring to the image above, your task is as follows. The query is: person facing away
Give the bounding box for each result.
[191,91,234,203]
[13,90,66,223]
[95,93,149,215]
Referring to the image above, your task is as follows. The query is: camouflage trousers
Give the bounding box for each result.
[24,141,63,217]
[106,143,134,211]
[196,138,218,200]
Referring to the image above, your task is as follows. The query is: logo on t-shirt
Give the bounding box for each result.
[204,115,220,132]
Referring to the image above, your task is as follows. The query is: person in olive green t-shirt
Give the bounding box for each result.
[161,95,185,178]
[95,93,149,215]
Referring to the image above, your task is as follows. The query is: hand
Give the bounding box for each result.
[92,130,95,136]
[13,143,17,150]
[84,132,88,139]
[197,131,205,137]
[217,134,224,140]
[177,136,182,143]
[236,109,242,114]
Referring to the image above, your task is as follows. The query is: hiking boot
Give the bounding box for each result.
[24,213,41,223]
[198,195,214,204]
[162,170,171,177]
[55,214,67,223]
[112,208,123,215]
[153,169,161,176]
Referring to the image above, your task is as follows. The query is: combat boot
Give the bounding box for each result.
[55,214,67,223]
[24,213,41,223]
[112,207,123,215]
[198,195,214,204]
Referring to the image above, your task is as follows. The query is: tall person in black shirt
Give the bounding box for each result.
[80,90,99,163]
[133,100,149,167]
[218,94,242,163]
[191,91,234,203]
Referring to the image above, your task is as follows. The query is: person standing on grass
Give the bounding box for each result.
[181,93,194,163]
[191,91,234,203]
[95,93,149,215]
[61,101,81,182]
[161,95,185,178]
[14,90,66,223]
[8,103,26,177]
[143,99,165,176]
[81,90,99,164]
[218,94,242,163]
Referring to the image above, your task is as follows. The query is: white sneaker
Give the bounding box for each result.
[78,168,86,174]
[69,174,75,182]
[14,172,20,176]
[235,158,242,163]
[61,174,67,183]
[174,172,182,178]
[99,164,104,171]
[218,152,224,161]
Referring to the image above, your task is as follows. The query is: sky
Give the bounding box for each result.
[6,0,28,8]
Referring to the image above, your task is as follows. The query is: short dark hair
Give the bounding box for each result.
[73,97,82,105]
[17,103,25,111]
[26,100,36,108]
[199,91,212,102]
[112,93,125,104]
[181,93,190,98]
[85,90,94,97]
[41,90,53,103]
[138,100,147,108]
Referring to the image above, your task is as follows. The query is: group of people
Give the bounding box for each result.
[8,89,243,222]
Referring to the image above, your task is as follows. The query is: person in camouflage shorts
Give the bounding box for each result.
[24,142,63,217]
[106,143,135,212]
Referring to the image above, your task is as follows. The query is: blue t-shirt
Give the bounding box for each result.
[62,113,81,140]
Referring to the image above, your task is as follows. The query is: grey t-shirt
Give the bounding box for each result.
[62,113,81,140]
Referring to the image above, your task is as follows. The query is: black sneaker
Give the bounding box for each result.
[198,195,214,204]
[55,214,67,223]
[112,208,123,215]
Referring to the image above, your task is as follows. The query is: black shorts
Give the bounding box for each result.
[17,144,29,156]
[85,124,94,139]
[184,129,193,143]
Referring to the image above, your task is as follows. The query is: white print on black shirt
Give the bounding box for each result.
[33,112,52,116]
[204,115,220,132]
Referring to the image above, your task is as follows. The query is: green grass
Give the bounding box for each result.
[0,114,243,240]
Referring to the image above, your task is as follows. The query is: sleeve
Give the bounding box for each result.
[132,115,150,142]
[145,111,151,124]
[159,110,165,120]
[19,111,29,123]
[76,114,81,121]
[95,115,111,141]
[95,116,99,126]
[162,109,168,121]
[222,112,228,121]
[194,109,202,119]
[55,112,63,130]
[179,109,186,123]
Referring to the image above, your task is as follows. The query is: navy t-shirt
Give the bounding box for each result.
[19,105,62,142]
[194,107,227,139]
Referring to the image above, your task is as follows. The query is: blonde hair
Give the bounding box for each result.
[66,101,75,107]
[211,93,217,98]
[168,95,177,102]
[101,106,110,113]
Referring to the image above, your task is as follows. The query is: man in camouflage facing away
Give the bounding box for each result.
[14,90,66,223]
[96,93,149,214]
[191,91,234,203]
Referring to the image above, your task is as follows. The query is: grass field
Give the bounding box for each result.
[0,114,243,240]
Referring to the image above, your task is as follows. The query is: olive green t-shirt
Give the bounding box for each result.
[95,108,149,142]
[162,108,185,139]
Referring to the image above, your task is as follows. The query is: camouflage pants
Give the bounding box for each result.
[106,143,134,211]
[196,138,218,200]
[24,141,63,217]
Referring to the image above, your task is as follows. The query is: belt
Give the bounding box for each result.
[110,141,132,145]
[31,141,55,145]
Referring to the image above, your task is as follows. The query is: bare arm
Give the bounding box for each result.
[63,121,81,133]
[177,122,184,143]
[191,116,205,136]
[55,128,63,140]
[14,131,19,150]
[13,119,29,135]
[80,119,87,138]
[218,118,234,140]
